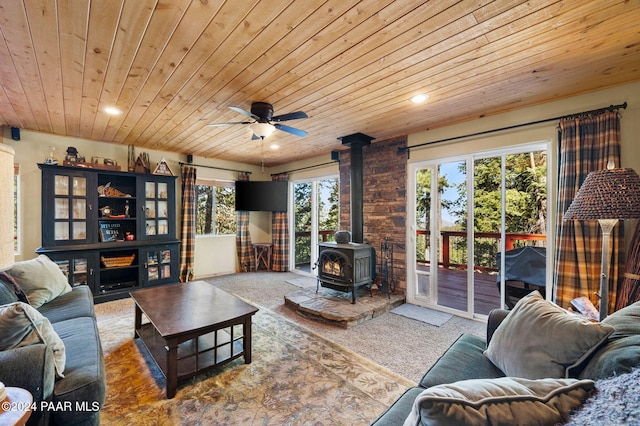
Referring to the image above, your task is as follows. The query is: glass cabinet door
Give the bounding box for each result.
[47,171,92,245]
[140,178,174,240]
[47,252,97,291]
[141,244,179,285]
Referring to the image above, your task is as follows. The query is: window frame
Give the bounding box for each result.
[195,178,236,237]
[14,163,20,255]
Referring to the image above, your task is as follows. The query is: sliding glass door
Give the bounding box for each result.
[408,144,548,317]
[291,176,339,273]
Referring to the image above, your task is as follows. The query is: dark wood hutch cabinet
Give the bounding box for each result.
[37,164,180,303]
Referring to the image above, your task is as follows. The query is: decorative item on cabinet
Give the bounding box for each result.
[45,146,58,165]
[153,158,174,176]
[127,144,136,172]
[97,182,131,197]
[134,153,151,173]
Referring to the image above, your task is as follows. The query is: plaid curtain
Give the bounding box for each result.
[271,173,289,271]
[616,221,640,309]
[554,111,623,314]
[179,166,197,282]
[236,173,253,272]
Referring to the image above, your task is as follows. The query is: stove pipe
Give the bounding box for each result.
[339,132,374,244]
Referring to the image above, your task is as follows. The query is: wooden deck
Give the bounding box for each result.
[418,267,501,315]
[298,262,503,315]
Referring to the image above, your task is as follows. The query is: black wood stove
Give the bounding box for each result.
[317,241,373,304]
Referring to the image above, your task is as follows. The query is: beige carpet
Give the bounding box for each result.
[205,272,486,383]
[96,295,416,425]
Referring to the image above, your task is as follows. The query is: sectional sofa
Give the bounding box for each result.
[372,291,640,425]
[0,255,106,426]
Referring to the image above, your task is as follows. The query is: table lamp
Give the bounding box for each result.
[563,161,640,320]
[0,144,15,272]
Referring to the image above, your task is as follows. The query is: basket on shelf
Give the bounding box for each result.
[101,253,136,268]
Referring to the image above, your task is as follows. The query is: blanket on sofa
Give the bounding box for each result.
[565,367,640,425]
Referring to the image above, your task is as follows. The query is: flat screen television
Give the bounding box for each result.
[235,180,288,212]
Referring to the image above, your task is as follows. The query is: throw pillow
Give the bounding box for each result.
[403,377,595,426]
[0,302,66,377]
[7,255,72,308]
[602,301,640,339]
[484,291,614,379]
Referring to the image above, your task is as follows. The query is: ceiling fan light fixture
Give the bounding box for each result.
[250,122,275,138]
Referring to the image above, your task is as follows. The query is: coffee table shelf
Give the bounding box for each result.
[137,323,245,378]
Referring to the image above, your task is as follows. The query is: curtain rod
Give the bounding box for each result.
[398,102,628,155]
[271,160,338,176]
[179,161,252,174]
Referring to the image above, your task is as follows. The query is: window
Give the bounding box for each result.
[409,143,549,316]
[14,163,20,254]
[196,179,236,235]
[292,176,339,272]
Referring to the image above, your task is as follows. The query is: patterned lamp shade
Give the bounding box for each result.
[0,144,15,271]
[564,167,640,221]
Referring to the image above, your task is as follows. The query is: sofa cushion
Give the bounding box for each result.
[577,335,640,380]
[38,285,95,323]
[420,334,504,389]
[404,377,595,426]
[484,291,614,379]
[573,302,640,379]
[0,302,66,378]
[371,387,425,425]
[52,316,106,425]
[7,255,72,308]
[0,271,29,304]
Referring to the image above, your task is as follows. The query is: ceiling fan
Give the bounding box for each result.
[208,102,308,139]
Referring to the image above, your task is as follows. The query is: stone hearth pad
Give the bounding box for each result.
[284,286,404,328]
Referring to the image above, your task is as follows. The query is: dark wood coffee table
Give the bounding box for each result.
[130,280,258,398]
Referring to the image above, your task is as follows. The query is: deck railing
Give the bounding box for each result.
[293,230,546,272]
[416,230,546,272]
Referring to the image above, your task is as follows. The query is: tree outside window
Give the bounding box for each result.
[196,180,236,235]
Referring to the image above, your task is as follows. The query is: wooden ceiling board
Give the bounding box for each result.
[0,0,638,166]
[58,0,90,137]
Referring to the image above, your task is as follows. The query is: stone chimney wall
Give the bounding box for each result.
[339,135,408,294]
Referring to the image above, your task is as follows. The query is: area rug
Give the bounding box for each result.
[96,296,416,425]
[390,304,453,327]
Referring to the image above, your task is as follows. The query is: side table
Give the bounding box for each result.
[0,387,33,426]
[253,243,272,271]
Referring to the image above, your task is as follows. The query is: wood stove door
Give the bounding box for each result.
[318,249,351,288]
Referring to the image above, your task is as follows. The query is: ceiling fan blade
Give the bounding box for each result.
[275,123,307,137]
[229,106,260,121]
[272,111,308,122]
[207,121,252,127]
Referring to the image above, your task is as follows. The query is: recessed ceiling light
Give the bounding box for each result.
[270,144,279,150]
[410,94,429,104]
[103,106,122,115]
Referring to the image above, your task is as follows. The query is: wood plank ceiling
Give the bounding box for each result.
[0,0,638,167]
